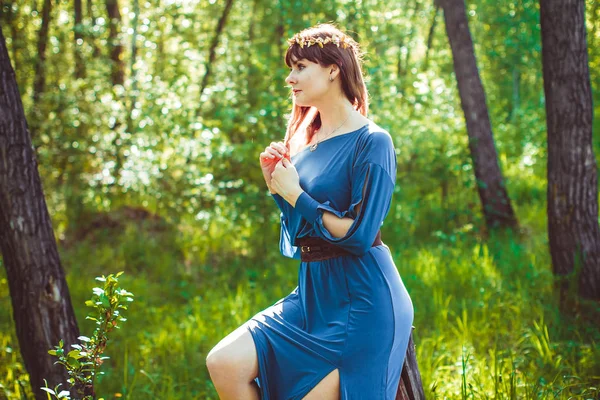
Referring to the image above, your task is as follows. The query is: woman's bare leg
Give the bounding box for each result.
[206,323,260,399]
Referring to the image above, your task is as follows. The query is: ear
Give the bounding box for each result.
[330,65,341,80]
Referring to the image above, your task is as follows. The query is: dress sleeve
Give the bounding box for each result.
[271,192,291,215]
[294,131,397,256]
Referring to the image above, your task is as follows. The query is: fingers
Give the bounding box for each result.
[260,148,281,161]
[268,141,287,158]
[263,148,278,159]
[270,141,287,154]
[260,142,288,162]
[259,151,272,160]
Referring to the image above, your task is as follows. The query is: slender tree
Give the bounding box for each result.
[196,0,235,117]
[0,29,80,399]
[74,0,85,79]
[87,0,101,58]
[30,0,52,140]
[105,0,124,86]
[424,4,441,70]
[438,0,518,231]
[540,0,600,301]
[105,0,125,195]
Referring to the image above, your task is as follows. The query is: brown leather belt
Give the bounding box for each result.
[296,230,382,262]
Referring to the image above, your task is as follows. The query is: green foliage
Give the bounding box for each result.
[42,273,134,400]
[2,203,599,399]
[1,0,600,398]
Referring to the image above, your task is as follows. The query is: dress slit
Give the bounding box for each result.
[291,365,339,400]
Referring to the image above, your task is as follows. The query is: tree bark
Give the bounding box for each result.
[541,0,600,301]
[396,329,426,400]
[0,29,81,399]
[105,0,124,86]
[1,1,20,73]
[440,0,519,231]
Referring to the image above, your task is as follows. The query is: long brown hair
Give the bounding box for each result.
[283,24,369,152]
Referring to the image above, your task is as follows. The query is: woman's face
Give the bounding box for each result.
[285,57,334,107]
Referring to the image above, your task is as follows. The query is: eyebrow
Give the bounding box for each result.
[291,58,305,66]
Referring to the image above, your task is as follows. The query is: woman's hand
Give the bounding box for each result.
[259,141,290,193]
[270,158,304,206]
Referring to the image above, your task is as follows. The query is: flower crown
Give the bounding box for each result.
[289,34,350,49]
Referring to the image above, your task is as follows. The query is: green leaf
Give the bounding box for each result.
[67,356,81,369]
[41,387,56,395]
[67,350,83,359]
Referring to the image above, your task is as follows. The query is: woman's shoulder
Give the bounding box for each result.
[356,121,394,149]
[351,122,396,171]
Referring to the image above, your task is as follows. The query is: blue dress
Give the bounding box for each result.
[247,122,414,399]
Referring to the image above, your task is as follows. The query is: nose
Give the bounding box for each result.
[285,71,296,86]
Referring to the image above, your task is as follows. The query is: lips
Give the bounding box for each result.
[292,89,302,95]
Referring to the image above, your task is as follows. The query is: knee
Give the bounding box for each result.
[206,348,232,380]
[205,348,221,373]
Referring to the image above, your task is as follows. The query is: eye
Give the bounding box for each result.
[298,64,305,70]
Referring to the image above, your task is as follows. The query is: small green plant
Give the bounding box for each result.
[42,272,134,400]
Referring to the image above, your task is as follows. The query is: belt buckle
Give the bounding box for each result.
[301,245,311,253]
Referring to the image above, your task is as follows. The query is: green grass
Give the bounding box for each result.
[1,198,599,400]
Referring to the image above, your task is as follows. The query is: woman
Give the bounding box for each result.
[206,24,414,400]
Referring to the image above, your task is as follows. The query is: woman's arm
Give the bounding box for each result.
[280,187,355,239]
[321,211,355,238]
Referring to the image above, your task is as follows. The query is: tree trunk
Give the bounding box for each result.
[126,0,138,136]
[424,4,441,70]
[105,0,124,194]
[396,329,426,400]
[74,0,85,79]
[440,0,518,231]
[105,0,124,86]
[196,0,235,118]
[540,0,600,302]
[31,0,52,140]
[87,0,101,58]
[1,1,20,74]
[0,29,80,400]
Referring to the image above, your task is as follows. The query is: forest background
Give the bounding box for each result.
[1,0,600,398]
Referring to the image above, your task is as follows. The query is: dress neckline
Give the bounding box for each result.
[291,123,369,160]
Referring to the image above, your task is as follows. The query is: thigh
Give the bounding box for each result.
[207,321,259,382]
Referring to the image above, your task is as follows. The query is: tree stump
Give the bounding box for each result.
[396,327,425,400]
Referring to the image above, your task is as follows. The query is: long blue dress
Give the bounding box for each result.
[246,122,414,400]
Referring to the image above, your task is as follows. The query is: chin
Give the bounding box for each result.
[293,94,315,108]
[293,99,314,108]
